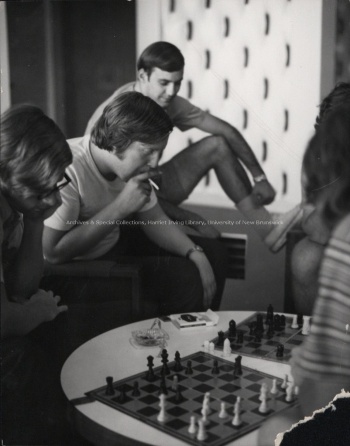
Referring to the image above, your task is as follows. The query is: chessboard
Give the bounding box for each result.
[86,350,298,446]
[209,309,309,364]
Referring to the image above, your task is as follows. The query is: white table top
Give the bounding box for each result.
[61,311,293,446]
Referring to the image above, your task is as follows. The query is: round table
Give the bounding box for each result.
[61,311,292,446]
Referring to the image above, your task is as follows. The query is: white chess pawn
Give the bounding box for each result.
[157,394,168,422]
[285,382,294,402]
[281,374,288,389]
[291,315,298,329]
[301,316,311,335]
[188,415,197,434]
[270,378,278,395]
[294,385,299,396]
[218,402,228,419]
[223,338,231,357]
[197,419,207,441]
[209,342,215,353]
[172,375,178,391]
[203,340,210,353]
[259,394,268,413]
[201,405,209,426]
[232,403,242,426]
[259,382,268,401]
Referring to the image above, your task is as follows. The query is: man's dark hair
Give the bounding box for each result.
[315,82,350,129]
[137,41,185,77]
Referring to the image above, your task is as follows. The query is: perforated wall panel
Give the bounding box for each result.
[137,0,336,211]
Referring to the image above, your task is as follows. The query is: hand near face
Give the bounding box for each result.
[117,170,155,215]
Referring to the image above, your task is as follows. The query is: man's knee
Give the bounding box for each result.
[203,135,231,164]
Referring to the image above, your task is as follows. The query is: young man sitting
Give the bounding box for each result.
[43,92,228,316]
[86,41,301,251]
[0,104,84,444]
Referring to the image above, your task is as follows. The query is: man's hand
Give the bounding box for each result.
[117,171,154,215]
[188,252,217,309]
[24,289,68,322]
[251,181,276,206]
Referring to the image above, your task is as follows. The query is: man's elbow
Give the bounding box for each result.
[43,245,70,265]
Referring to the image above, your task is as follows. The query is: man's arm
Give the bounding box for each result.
[196,113,275,205]
[137,203,216,308]
[43,171,155,263]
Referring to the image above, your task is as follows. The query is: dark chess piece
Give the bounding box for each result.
[175,387,184,403]
[161,349,170,375]
[254,332,262,343]
[131,381,140,397]
[117,384,127,403]
[146,355,156,381]
[105,376,115,395]
[236,330,244,344]
[280,314,286,327]
[297,313,303,327]
[212,359,220,375]
[256,313,264,333]
[248,322,256,336]
[273,314,281,331]
[217,330,225,346]
[266,304,274,324]
[276,343,284,358]
[267,320,274,337]
[228,319,236,338]
[173,351,183,372]
[159,374,168,395]
[185,360,193,375]
[235,355,243,375]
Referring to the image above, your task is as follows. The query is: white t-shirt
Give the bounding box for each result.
[44,135,157,259]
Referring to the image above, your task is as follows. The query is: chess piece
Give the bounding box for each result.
[117,384,127,403]
[157,394,168,422]
[301,316,311,335]
[237,330,244,343]
[161,350,170,375]
[223,338,231,357]
[174,351,183,372]
[201,404,209,426]
[256,313,264,333]
[175,386,184,403]
[218,402,228,419]
[280,314,286,327]
[203,340,210,353]
[212,359,220,374]
[188,415,197,434]
[235,356,243,375]
[258,394,268,413]
[294,385,299,396]
[276,343,284,358]
[270,378,278,395]
[185,360,193,375]
[259,383,268,401]
[297,313,303,327]
[105,376,115,395]
[146,355,156,381]
[291,315,299,329]
[172,375,178,391]
[197,420,207,441]
[232,397,242,426]
[131,381,140,397]
[285,382,294,402]
[209,342,215,353]
[266,304,274,323]
[159,374,168,395]
[228,319,236,337]
[217,330,225,346]
[273,314,281,331]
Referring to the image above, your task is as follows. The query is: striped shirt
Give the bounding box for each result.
[293,214,350,382]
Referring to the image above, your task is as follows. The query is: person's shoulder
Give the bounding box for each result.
[66,136,91,171]
[333,214,350,243]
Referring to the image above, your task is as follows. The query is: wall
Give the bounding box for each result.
[137,0,337,212]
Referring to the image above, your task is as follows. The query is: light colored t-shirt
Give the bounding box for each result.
[44,135,157,260]
[293,213,350,383]
[85,82,206,135]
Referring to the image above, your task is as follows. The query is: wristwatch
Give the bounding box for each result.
[185,245,204,259]
[253,174,267,183]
